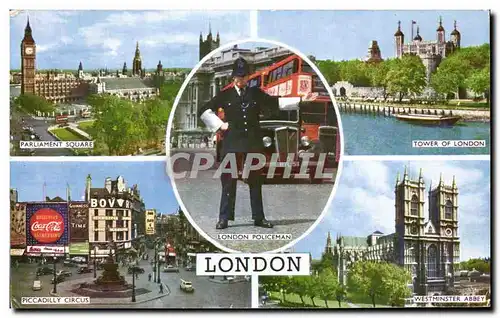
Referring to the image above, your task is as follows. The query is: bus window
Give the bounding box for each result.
[275,66,283,81]
[301,61,314,74]
[248,77,261,88]
[282,60,297,77]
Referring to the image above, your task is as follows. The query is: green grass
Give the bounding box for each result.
[268,291,392,308]
[77,120,95,136]
[51,128,87,141]
[269,292,344,308]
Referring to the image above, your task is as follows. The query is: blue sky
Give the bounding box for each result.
[10,161,178,214]
[258,10,490,60]
[294,160,491,262]
[10,10,250,70]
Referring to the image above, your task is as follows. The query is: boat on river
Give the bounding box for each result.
[394,113,462,126]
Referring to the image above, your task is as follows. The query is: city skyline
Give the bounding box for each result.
[10,10,250,70]
[258,10,489,61]
[294,160,490,261]
[10,161,179,214]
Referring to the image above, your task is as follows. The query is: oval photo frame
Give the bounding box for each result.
[165,38,345,253]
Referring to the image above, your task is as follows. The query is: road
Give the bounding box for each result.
[10,105,73,156]
[11,254,251,309]
[173,166,336,252]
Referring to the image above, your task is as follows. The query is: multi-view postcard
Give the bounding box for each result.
[9,9,491,310]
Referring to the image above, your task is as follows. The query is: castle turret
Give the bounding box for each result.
[394,21,405,58]
[450,20,461,48]
[436,16,445,43]
[413,26,422,42]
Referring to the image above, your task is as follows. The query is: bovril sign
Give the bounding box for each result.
[90,197,131,209]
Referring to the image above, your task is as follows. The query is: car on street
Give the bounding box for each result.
[71,256,86,264]
[180,279,194,293]
[56,270,73,278]
[77,265,93,274]
[128,266,145,274]
[51,275,65,284]
[63,260,78,267]
[32,280,42,291]
[36,267,54,276]
[164,265,179,273]
[184,265,195,272]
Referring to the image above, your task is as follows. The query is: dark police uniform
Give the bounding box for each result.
[199,58,301,229]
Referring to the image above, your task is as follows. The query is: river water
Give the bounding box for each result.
[341,113,491,155]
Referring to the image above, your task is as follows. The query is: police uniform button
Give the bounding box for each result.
[243,115,246,118]
[244,122,247,125]
[245,129,248,132]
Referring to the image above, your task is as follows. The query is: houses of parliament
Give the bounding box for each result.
[324,168,460,296]
[19,18,158,104]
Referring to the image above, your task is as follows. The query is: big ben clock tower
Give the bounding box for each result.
[21,18,36,95]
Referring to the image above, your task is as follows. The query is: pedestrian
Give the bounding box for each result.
[135,272,139,279]
[159,283,164,294]
[148,273,152,282]
[198,57,300,230]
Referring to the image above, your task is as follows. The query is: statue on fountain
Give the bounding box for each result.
[94,240,127,287]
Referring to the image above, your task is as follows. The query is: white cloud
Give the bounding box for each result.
[343,161,392,194]
[60,36,73,45]
[36,43,57,53]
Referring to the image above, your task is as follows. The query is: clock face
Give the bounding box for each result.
[410,226,418,235]
[25,47,34,55]
[445,228,453,237]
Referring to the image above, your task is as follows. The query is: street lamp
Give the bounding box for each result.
[52,256,57,294]
[157,240,162,284]
[131,267,136,302]
[153,243,157,283]
[93,246,97,279]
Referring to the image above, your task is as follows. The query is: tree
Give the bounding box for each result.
[366,59,395,100]
[430,57,469,99]
[305,275,320,307]
[316,252,335,274]
[88,94,147,155]
[466,67,490,102]
[316,60,341,85]
[289,276,309,305]
[386,55,426,102]
[347,261,412,308]
[338,60,371,86]
[142,98,171,148]
[317,268,339,308]
[15,93,55,114]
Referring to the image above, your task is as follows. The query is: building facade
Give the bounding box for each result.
[86,175,145,257]
[89,77,157,102]
[327,168,460,296]
[366,40,383,63]
[173,29,293,148]
[394,18,461,83]
[20,19,89,103]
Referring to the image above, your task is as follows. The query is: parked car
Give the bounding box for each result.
[32,280,42,291]
[164,265,179,273]
[77,266,93,274]
[180,279,194,293]
[56,270,72,278]
[36,267,54,276]
[128,266,145,274]
[184,265,195,272]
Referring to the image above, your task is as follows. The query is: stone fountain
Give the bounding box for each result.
[70,246,139,298]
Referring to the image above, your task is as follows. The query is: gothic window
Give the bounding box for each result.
[410,195,419,216]
[427,245,438,278]
[444,200,453,219]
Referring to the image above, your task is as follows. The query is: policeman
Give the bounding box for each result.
[198,57,300,230]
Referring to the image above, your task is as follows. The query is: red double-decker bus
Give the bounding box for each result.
[216,54,340,178]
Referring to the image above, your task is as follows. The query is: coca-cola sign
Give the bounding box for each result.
[29,208,65,243]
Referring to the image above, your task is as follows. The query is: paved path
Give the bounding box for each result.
[173,168,336,252]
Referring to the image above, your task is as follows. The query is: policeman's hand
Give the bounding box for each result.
[220,122,229,131]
